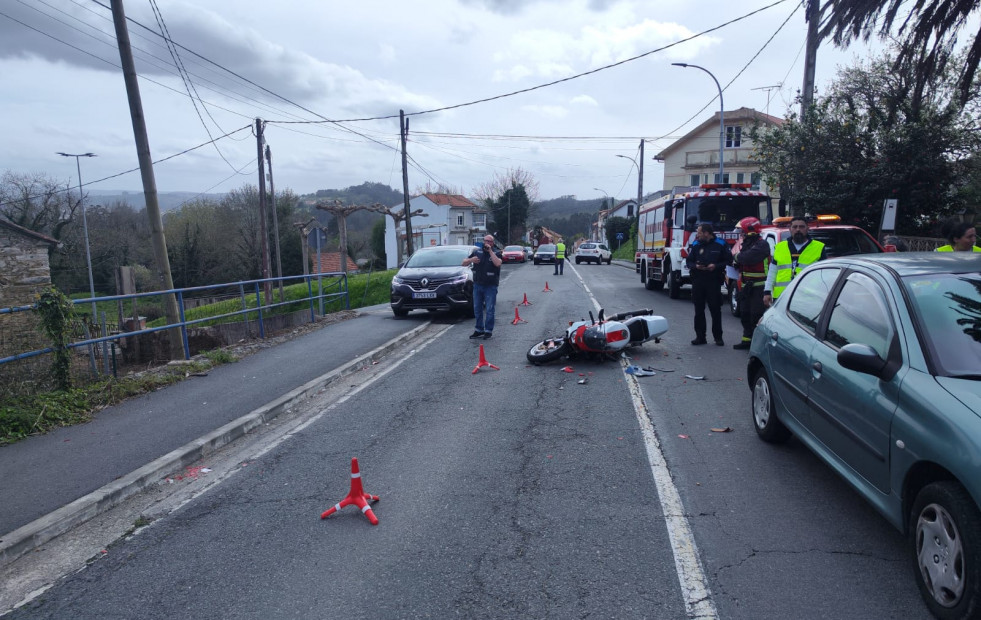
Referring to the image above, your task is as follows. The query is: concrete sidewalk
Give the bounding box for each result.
[0,306,434,567]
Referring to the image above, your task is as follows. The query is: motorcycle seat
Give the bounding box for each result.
[626,318,649,342]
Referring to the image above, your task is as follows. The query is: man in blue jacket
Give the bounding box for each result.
[685,223,732,346]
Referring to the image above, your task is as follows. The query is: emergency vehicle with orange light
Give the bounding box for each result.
[726,213,893,315]
[635,183,773,298]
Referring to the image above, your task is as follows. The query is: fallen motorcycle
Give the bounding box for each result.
[526,308,669,364]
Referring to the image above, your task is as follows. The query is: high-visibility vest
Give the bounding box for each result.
[556,242,566,259]
[936,245,981,252]
[772,239,825,299]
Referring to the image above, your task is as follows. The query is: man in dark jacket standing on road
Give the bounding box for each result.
[463,235,503,339]
[685,224,732,346]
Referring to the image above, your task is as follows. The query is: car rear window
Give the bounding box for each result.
[539,245,556,252]
[504,246,523,252]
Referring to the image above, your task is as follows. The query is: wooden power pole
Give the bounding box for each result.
[801,0,820,113]
[400,110,414,257]
[266,144,283,300]
[255,119,273,304]
[110,0,182,358]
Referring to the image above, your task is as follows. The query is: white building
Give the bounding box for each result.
[384,193,487,268]
[655,107,782,198]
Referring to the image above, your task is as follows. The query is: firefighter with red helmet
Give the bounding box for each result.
[732,217,770,350]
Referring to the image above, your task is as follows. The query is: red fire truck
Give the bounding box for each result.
[635,183,773,298]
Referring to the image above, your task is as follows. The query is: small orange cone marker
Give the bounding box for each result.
[320,457,380,525]
[512,307,527,325]
[472,344,500,374]
[543,281,553,292]
[520,293,532,306]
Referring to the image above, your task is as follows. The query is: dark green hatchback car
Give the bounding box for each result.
[747,252,981,619]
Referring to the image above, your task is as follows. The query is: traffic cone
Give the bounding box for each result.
[320,457,380,525]
[543,281,553,292]
[472,344,500,374]
[512,307,527,325]
[520,293,532,306]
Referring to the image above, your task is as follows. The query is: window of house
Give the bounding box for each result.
[750,172,761,190]
[736,173,745,184]
[690,174,700,187]
[473,214,485,227]
[457,214,464,227]
[726,125,742,148]
[713,173,730,184]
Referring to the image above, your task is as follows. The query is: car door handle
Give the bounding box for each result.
[812,361,822,373]
[770,331,778,341]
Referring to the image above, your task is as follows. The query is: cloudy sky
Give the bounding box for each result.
[1,0,881,203]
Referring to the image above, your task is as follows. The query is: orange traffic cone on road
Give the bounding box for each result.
[543,281,553,292]
[472,344,500,374]
[520,293,532,306]
[512,307,527,325]
[320,457,380,525]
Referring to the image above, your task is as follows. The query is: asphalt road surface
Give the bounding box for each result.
[3,260,931,619]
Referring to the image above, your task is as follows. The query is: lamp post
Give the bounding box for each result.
[672,63,724,182]
[57,152,98,323]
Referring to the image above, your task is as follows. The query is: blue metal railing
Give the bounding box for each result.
[0,272,349,370]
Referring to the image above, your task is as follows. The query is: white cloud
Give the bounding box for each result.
[570,95,599,106]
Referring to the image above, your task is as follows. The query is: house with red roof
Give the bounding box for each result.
[384,193,487,269]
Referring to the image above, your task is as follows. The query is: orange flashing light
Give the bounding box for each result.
[772,213,842,227]
[699,183,753,190]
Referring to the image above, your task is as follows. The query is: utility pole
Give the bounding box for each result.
[110,0,181,358]
[255,118,272,305]
[636,139,644,215]
[801,0,820,113]
[400,109,414,256]
[266,144,283,301]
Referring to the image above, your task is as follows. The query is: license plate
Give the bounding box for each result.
[412,292,437,299]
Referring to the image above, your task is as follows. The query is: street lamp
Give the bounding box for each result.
[672,63,724,182]
[57,152,98,324]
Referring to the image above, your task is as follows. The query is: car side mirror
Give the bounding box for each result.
[837,343,888,377]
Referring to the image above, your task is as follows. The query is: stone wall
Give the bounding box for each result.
[0,223,58,395]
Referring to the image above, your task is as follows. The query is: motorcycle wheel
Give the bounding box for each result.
[527,337,572,364]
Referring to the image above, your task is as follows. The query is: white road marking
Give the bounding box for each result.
[578,280,718,619]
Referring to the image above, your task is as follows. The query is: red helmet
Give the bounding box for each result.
[737,217,762,234]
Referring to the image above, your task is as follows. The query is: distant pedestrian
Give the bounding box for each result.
[463,235,503,339]
[554,240,566,275]
[936,219,980,252]
[732,217,770,350]
[764,216,826,307]
[685,224,732,346]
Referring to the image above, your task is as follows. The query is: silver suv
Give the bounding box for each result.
[575,242,612,265]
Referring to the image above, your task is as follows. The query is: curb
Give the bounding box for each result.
[0,320,431,569]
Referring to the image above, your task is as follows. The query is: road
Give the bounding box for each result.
[3,260,930,619]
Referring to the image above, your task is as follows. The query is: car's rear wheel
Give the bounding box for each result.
[752,367,791,443]
[576,257,581,264]
[911,481,981,620]
[606,256,612,264]
[527,337,572,364]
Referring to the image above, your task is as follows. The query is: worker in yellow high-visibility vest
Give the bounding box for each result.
[763,216,826,307]
[936,219,981,252]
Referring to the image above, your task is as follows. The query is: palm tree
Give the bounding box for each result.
[821,0,981,107]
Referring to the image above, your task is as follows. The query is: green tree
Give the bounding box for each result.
[487,184,531,244]
[752,48,979,234]
[604,216,632,250]
[370,218,387,268]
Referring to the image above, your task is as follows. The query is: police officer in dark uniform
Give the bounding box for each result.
[685,223,732,346]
